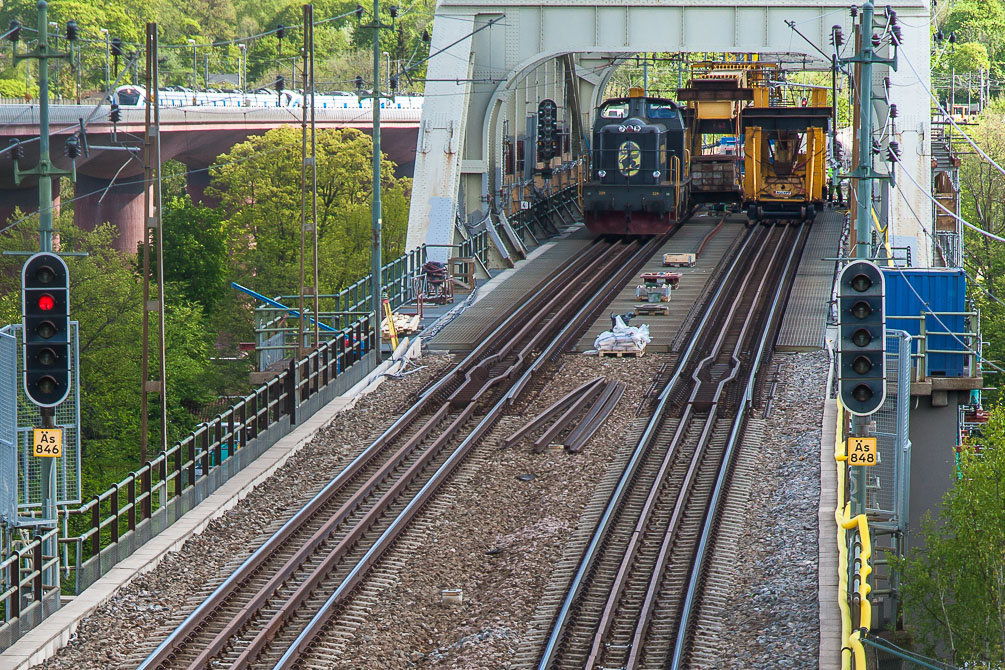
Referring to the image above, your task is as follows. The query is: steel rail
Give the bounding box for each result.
[270,238,667,670]
[226,241,647,669]
[534,222,762,670]
[620,225,798,669]
[137,240,615,670]
[582,225,783,669]
[669,222,808,670]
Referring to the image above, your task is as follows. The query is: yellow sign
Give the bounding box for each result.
[33,429,62,458]
[618,140,641,177]
[847,437,877,467]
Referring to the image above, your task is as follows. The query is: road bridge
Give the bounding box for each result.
[0,105,420,253]
[408,0,932,264]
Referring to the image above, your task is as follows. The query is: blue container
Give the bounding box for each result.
[882,267,967,377]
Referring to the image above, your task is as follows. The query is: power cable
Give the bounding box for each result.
[898,47,1005,182]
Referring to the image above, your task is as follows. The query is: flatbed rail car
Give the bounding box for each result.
[742,87,830,221]
[582,90,689,235]
[677,62,773,208]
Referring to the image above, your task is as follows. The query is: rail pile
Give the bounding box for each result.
[135,234,669,670]
[531,222,808,670]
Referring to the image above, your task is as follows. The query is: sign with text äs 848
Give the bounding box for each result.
[847,436,877,466]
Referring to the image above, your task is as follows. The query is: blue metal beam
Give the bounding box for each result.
[231,282,338,332]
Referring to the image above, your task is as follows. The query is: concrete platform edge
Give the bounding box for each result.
[818,366,841,670]
[0,339,423,670]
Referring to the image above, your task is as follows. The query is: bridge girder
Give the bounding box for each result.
[407,0,932,265]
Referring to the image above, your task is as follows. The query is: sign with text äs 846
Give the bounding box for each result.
[33,428,62,458]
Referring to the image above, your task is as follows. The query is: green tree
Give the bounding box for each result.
[957,106,1005,366]
[157,196,229,314]
[894,405,1005,665]
[939,0,1005,78]
[209,126,410,301]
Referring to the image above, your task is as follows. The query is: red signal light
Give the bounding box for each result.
[37,294,55,311]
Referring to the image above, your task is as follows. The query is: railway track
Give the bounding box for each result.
[529,221,809,670]
[134,231,673,670]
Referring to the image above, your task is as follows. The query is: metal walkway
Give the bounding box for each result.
[575,214,748,353]
[426,227,596,352]
[775,209,844,351]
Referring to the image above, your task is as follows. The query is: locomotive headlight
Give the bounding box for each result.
[597,170,607,179]
[652,170,661,179]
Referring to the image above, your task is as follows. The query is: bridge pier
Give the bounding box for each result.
[73,173,146,254]
[183,162,218,207]
[0,184,45,229]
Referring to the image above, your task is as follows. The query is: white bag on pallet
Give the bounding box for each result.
[594,317,651,352]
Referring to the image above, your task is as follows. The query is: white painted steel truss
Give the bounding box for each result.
[407,0,931,264]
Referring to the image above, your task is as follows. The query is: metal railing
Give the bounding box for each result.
[0,316,375,651]
[887,309,981,381]
[0,528,60,650]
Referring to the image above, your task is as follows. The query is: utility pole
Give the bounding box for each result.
[101,29,110,94]
[12,0,74,578]
[140,23,167,463]
[361,0,392,363]
[297,6,309,355]
[239,43,246,95]
[839,1,898,517]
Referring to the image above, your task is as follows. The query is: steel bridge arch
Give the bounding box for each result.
[408,0,931,264]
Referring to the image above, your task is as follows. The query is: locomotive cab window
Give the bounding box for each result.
[599,101,629,119]
[646,101,677,119]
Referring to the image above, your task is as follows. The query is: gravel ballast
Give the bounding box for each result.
[717,350,828,669]
[31,355,454,670]
[29,348,828,669]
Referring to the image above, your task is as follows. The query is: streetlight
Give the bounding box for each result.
[238,43,247,93]
[100,28,110,95]
[188,38,197,89]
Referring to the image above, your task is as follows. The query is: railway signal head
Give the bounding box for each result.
[838,260,885,416]
[22,252,71,407]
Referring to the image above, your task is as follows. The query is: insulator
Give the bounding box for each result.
[889,103,898,119]
[888,10,898,26]
[8,138,24,161]
[355,4,364,20]
[892,25,903,44]
[949,31,957,44]
[276,76,285,91]
[65,20,78,41]
[7,19,19,42]
[422,29,430,42]
[936,30,944,42]
[109,103,121,123]
[355,75,364,90]
[64,136,81,159]
[888,140,901,159]
[276,24,285,40]
[110,37,122,56]
[884,76,891,89]
[389,5,398,18]
[872,139,882,154]
[831,25,844,47]
[389,75,398,90]
[851,6,858,18]
[871,33,881,47]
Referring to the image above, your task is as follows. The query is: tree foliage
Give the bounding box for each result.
[209,126,410,301]
[894,405,1005,665]
[937,0,1005,78]
[0,0,432,93]
[958,105,1005,367]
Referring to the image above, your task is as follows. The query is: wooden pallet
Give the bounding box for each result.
[598,348,646,358]
[635,304,669,315]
